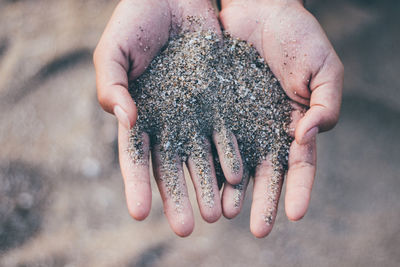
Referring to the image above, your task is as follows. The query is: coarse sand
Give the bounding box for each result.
[128,20,293,223]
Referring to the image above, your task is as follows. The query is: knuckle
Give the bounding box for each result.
[326,108,340,129]
[218,8,229,24]
[332,55,344,78]
[126,178,150,190]
[97,89,111,111]
[290,160,314,171]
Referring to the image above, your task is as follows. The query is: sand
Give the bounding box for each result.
[128,21,292,220]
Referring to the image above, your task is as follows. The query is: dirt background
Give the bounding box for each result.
[0,0,399,266]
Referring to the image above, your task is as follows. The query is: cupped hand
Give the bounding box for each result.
[219,0,343,237]
[94,0,243,237]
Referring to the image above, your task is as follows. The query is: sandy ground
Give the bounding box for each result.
[0,0,399,266]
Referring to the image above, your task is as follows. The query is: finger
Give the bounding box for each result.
[93,19,135,129]
[186,140,222,223]
[222,168,250,219]
[211,143,226,190]
[152,145,194,237]
[93,0,171,128]
[285,137,317,221]
[212,129,243,185]
[295,52,344,144]
[94,48,137,130]
[250,160,284,238]
[119,123,151,220]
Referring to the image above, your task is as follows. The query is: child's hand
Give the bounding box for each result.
[219,0,343,237]
[93,0,240,237]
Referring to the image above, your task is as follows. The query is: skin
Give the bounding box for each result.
[94,0,343,237]
[94,0,243,237]
[219,0,343,237]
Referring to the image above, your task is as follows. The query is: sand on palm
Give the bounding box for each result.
[128,23,293,222]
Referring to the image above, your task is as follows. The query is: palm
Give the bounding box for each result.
[97,0,221,84]
[221,1,335,105]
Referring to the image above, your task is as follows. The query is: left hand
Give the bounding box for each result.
[219,0,344,237]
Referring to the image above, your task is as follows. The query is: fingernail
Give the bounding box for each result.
[300,127,318,144]
[113,105,131,129]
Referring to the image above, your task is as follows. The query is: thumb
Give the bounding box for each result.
[93,46,137,130]
[295,52,344,144]
[92,0,172,129]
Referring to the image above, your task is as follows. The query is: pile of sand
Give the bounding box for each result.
[128,22,292,221]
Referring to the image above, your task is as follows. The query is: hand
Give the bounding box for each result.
[219,0,344,237]
[93,0,243,237]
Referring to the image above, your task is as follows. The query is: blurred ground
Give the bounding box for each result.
[0,0,399,266]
